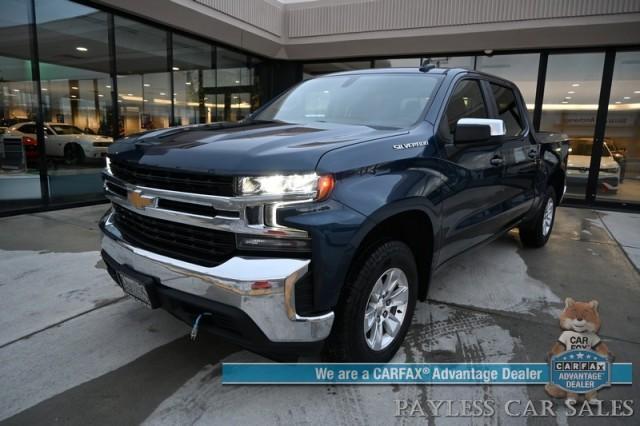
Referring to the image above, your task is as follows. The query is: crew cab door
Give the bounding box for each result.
[486,81,537,226]
[435,78,510,263]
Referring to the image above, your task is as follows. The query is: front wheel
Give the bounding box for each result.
[519,186,557,248]
[325,241,417,362]
[64,143,85,165]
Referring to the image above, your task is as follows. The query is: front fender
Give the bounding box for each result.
[279,160,446,312]
[334,164,445,270]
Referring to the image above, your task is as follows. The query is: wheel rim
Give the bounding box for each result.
[542,197,554,236]
[363,267,409,351]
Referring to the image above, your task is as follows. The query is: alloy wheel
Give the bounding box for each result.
[363,267,409,351]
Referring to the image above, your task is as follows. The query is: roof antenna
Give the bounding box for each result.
[419,59,436,72]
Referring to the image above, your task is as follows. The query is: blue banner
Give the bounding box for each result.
[222,363,633,385]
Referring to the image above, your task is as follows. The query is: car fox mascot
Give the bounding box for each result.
[545,298,612,403]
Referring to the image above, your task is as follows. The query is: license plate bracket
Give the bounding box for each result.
[117,269,160,309]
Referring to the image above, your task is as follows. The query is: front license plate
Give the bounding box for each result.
[118,272,152,308]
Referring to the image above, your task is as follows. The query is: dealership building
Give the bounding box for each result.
[1,0,639,214]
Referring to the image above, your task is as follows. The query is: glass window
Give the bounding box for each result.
[598,51,640,204]
[439,79,488,142]
[114,16,170,136]
[35,0,113,205]
[540,52,605,200]
[476,53,539,122]
[255,74,440,129]
[0,0,41,212]
[50,124,85,135]
[302,61,370,80]
[374,58,422,68]
[422,56,475,69]
[173,35,213,126]
[213,48,256,122]
[490,83,524,136]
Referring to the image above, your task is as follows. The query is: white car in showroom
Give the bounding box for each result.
[7,122,113,164]
[567,138,621,194]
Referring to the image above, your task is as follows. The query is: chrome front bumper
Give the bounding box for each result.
[100,211,334,343]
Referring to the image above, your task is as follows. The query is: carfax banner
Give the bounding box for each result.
[222,361,632,386]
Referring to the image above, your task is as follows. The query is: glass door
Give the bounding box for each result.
[540,52,605,201]
[598,51,640,204]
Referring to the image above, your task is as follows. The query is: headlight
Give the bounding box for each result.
[105,156,112,174]
[601,167,619,174]
[238,173,334,200]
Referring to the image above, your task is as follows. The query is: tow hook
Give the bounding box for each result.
[190,312,213,341]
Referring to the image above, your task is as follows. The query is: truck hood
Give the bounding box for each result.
[108,121,406,175]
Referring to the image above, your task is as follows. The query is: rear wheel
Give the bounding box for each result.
[519,186,557,248]
[325,241,417,362]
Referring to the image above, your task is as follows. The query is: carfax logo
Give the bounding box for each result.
[550,349,610,394]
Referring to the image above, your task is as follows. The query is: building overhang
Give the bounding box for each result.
[93,0,640,60]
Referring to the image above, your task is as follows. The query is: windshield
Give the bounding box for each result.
[569,139,612,157]
[51,125,85,135]
[254,74,441,129]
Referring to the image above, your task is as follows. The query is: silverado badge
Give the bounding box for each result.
[393,141,428,150]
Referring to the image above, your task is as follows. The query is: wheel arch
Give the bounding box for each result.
[347,204,436,302]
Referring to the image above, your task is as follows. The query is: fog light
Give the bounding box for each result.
[236,235,311,252]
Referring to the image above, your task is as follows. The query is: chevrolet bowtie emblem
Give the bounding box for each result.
[127,190,154,209]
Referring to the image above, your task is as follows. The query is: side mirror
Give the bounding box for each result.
[454,118,506,145]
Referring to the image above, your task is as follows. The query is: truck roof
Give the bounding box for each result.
[323,67,514,86]
[325,67,458,76]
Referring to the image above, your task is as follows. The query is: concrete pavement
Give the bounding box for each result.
[0,205,638,425]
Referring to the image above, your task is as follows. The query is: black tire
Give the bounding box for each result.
[64,143,85,165]
[519,186,557,248]
[324,241,418,362]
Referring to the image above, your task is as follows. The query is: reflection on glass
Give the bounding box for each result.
[540,53,605,200]
[302,61,370,80]
[35,0,113,204]
[114,16,170,136]
[0,0,41,212]
[477,53,539,121]
[255,74,440,129]
[599,51,640,203]
[215,48,254,121]
[173,35,213,125]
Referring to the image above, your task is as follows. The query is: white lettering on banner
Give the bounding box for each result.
[373,367,424,380]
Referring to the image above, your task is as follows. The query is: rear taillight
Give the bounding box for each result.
[22,136,39,159]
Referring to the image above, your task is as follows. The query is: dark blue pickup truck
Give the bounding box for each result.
[100,67,568,361]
